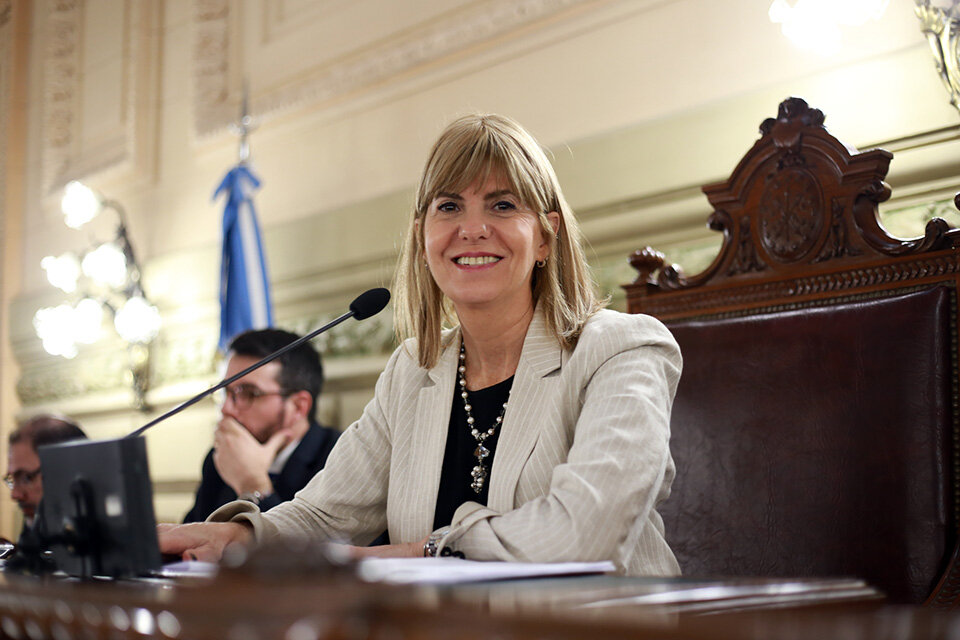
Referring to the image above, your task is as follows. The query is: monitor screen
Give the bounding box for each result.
[38,436,162,578]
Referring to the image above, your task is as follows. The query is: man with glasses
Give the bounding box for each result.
[6,414,87,536]
[183,329,341,523]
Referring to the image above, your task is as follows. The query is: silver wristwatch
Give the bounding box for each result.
[237,490,264,506]
[423,527,450,557]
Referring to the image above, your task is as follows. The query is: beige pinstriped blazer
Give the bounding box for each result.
[218,308,682,576]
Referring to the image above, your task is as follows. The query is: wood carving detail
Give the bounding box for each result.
[760,96,825,138]
[626,98,959,293]
[814,199,860,263]
[628,247,666,285]
[757,167,824,263]
[727,215,767,276]
[634,254,960,319]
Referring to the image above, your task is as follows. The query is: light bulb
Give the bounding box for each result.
[61,181,102,229]
[114,296,161,343]
[33,304,79,358]
[40,253,81,293]
[81,242,128,288]
[769,0,890,54]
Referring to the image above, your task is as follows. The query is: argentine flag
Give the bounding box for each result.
[215,164,273,352]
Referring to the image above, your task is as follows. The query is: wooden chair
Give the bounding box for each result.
[624,97,960,606]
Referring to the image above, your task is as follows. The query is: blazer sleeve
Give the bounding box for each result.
[438,317,681,567]
[216,348,403,546]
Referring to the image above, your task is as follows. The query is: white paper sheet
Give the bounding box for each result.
[156,559,219,578]
[357,557,615,585]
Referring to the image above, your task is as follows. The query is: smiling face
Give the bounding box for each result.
[423,172,557,315]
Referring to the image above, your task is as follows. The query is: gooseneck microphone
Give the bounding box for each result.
[127,287,390,438]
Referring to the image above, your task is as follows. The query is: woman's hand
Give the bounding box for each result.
[346,535,428,559]
[157,521,253,562]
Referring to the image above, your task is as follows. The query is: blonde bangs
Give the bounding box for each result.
[396,113,604,369]
[417,121,551,218]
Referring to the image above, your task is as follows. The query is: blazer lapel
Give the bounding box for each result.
[487,310,562,511]
[407,329,461,535]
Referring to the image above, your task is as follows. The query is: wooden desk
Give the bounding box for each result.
[0,556,898,640]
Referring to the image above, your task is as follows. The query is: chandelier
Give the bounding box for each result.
[768,0,890,53]
[33,181,161,409]
[915,0,960,115]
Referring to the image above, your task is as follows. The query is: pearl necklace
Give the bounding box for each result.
[458,342,509,494]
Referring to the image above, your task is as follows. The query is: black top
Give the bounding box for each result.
[432,375,514,531]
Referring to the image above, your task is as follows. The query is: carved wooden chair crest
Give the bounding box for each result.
[625,97,960,606]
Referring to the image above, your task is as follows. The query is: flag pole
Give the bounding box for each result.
[236,79,254,165]
[217,77,272,352]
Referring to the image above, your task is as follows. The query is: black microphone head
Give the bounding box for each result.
[350,288,391,320]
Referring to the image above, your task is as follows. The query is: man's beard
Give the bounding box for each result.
[254,403,288,445]
[18,505,35,526]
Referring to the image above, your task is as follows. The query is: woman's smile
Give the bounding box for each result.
[452,252,502,268]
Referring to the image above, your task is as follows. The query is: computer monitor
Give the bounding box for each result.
[37,436,162,578]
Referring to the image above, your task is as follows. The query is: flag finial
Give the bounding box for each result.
[231,78,257,165]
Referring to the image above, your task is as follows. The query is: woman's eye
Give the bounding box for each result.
[492,200,517,212]
[436,201,459,213]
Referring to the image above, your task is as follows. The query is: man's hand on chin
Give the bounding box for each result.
[212,419,289,496]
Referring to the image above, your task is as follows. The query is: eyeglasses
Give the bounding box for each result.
[4,468,41,490]
[214,384,291,411]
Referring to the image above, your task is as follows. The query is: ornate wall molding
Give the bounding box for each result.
[0,0,11,207]
[193,0,231,139]
[14,295,396,407]
[41,0,81,193]
[193,0,596,137]
[0,0,11,339]
[40,0,160,194]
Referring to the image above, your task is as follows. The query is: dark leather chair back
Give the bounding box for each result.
[624,98,960,606]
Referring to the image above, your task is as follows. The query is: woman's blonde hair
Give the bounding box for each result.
[394,114,604,368]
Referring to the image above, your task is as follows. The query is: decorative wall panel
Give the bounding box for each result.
[0,0,11,209]
[192,0,600,137]
[41,0,160,194]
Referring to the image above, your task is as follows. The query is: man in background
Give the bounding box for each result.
[183,328,341,522]
[6,414,87,535]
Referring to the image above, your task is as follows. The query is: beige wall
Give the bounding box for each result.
[0,0,957,534]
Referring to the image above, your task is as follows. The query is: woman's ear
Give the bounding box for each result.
[546,211,560,236]
[537,211,561,262]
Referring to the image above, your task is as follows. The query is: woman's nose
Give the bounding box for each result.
[458,211,490,240]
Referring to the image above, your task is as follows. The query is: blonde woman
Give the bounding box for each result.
[160,114,681,576]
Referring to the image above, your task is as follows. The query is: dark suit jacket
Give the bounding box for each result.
[182,421,340,523]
